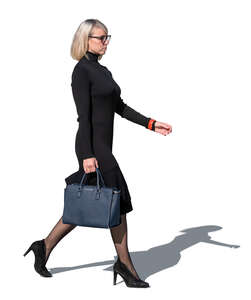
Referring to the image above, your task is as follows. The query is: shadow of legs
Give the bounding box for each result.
[110,214,140,280]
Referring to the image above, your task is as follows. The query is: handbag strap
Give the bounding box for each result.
[96,168,105,186]
[79,167,105,189]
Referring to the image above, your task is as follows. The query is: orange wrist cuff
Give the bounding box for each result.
[148,119,156,130]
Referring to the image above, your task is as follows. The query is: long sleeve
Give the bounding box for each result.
[104,65,151,128]
[115,95,151,128]
[71,64,94,160]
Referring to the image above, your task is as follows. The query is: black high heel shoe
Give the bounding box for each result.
[23,239,52,277]
[113,256,150,288]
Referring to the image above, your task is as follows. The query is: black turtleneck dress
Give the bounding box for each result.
[64,51,152,215]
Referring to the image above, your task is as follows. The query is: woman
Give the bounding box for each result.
[24,19,172,288]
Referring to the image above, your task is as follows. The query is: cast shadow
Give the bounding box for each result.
[49,225,240,280]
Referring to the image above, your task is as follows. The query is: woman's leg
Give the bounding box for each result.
[44,216,76,264]
[110,213,140,280]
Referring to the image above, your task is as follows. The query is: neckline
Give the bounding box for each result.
[86,50,99,62]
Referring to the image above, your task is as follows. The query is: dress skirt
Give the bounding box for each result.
[64,165,133,215]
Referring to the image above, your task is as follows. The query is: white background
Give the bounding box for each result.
[1,0,250,298]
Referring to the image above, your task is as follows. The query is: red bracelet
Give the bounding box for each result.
[148,119,156,130]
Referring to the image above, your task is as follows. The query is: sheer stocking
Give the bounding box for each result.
[110,214,140,280]
[44,216,76,264]
[44,213,139,281]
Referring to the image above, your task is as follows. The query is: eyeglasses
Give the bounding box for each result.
[88,34,111,44]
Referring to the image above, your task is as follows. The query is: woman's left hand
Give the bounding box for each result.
[154,121,172,135]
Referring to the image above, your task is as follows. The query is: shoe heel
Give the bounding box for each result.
[113,269,118,285]
[23,245,33,257]
[114,257,150,288]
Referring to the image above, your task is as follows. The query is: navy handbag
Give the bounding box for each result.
[62,167,121,228]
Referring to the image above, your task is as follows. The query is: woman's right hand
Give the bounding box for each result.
[83,157,99,173]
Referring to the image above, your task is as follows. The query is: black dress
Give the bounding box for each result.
[64,51,152,215]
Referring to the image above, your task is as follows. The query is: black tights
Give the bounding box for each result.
[44,214,139,279]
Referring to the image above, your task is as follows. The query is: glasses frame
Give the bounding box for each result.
[88,34,111,44]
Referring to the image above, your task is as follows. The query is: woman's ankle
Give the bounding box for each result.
[44,238,52,263]
[119,257,140,280]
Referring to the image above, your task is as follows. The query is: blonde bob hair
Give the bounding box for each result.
[71,19,108,61]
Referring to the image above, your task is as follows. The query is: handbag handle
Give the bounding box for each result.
[79,167,105,189]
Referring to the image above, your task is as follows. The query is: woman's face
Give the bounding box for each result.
[88,27,110,56]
